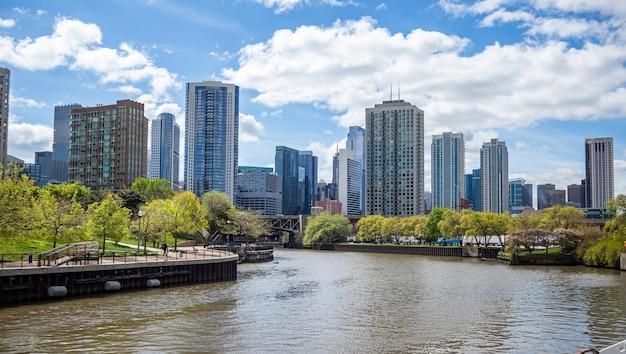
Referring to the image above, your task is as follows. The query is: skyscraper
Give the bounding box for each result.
[69,100,148,190]
[236,166,282,215]
[0,67,9,173]
[365,99,424,216]
[149,113,180,189]
[509,178,532,213]
[522,182,533,209]
[585,137,614,209]
[480,139,508,213]
[275,146,300,215]
[464,168,481,211]
[567,183,584,208]
[52,104,82,182]
[537,183,566,209]
[35,151,53,186]
[431,132,465,211]
[347,126,366,214]
[336,148,361,216]
[184,81,239,201]
[298,151,318,215]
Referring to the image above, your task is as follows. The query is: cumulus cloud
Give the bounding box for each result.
[7,122,53,162]
[0,19,16,28]
[239,113,265,142]
[375,3,387,11]
[10,95,46,109]
[256,0,356,13]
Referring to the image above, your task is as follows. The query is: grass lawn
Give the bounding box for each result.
[0,237,54,257]
[499,247,563,260]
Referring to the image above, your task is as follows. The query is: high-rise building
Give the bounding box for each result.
[537,184,555,210]
[537,183,566,209]
[567,183,584,208]
[336,148,361,216]
[298,151,318,214]
[509,178,532,213]
[235,166,282,215]
[580,179,587,208]
[184,81,239,201]
[431,132,465,211]
[317,180,338,201]
[69,100,148,190]
[22,163,41,185]
[480,139,508,213]
[149,113,180,189]
[275,146,300,215]
[35,151,53,186]
[315,199,342,215]
[365,100,424,216]
[464,168,481,211]
[52,104,82,182]
[0,67,9,173]
[585,137,614,209]
[347,126,366,214]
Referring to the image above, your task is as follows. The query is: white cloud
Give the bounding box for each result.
[479,9,535,27]
[0,17,102,70]
[115,85,143,95]
[10,95,46,109]
[0,19,16,28]
[239,113,264,142]
[7,122,53,162]
[12,8,27,15]
[256,0,356,13]
[36,10,47,17]
[615,159,626,195]
[376,3,387,11]
[307,138,346,182]
[530,0,626,16]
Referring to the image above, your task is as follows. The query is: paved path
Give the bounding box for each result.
[105,240,161,253]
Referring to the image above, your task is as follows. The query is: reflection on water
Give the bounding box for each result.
[0,249,624,353]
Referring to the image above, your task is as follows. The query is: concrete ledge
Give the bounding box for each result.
[620,253,626,271]
[0,254,239,277]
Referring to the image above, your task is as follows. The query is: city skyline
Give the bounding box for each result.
[1,1,626,196]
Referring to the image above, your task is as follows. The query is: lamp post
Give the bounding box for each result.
[137,210,145,254]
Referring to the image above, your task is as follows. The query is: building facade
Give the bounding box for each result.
[298,151,318,214]
[184,81,239,201]
[464,168,481,211]
[69,100,148,190]
[480,139,509,213]
[347,126,366,214]
[235,166,282,215]
[35,151,53,186]
[149,113,180,189]
[336,148,362,216]
[567,183,584,208]
[537,183,566,209]
[275,146,300,215]
[52,104,82,182]
[315,199,342,215]
[431,132,465,211]
[365,100,424,216]
[585,137,614,209]
[0,67,9,173]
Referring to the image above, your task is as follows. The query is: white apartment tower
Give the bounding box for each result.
[365,100,424,215]
[150,113,180,189]
[336,148,361,216]
[480,139,509,213]
[431,132,465,211]
[585,137,614,209]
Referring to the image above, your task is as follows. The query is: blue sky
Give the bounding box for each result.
[1,0,625,201]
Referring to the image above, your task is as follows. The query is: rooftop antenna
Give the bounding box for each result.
[390,82,393,101]
[397,82,400,100]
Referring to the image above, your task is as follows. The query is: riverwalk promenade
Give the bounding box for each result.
[0,247,238,306]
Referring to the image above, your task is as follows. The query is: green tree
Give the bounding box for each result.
[118,190,147,217]
[303,213,352,245]
[85,196,131,253]
[131,177,173,201]
[423,208,448,242]
[462,212,510,247]
[381,217,401,241]
[233,210,269,239]
[582,195,626,268]
[0,172,37,238]
[168,192,207,250]
[541,205,584,230]
[399,216,423,238]
[202,191,237,238]
[438,210,471,238]
[142,199,172,250]
[45,182,90,202]
[357,215,386,242]
[34,190,86,248]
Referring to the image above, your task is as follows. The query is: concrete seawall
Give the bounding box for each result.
[322,244,502,258]
[0,254,238,306]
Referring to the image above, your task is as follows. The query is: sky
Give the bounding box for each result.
[1,0,625,203]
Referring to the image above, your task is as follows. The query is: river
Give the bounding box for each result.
[1,249,625,353]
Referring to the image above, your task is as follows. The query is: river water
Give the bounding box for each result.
[1,249,625,353]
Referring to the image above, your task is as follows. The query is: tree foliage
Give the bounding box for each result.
[0,172,37,238]
[34,190,86,248]
[84,196,131,251]
[304,213,353,245]
[357,215,386,242]
[202,191,237,237]
[233,210,269,239]
[131,177,173,201]
[540,205,584,230]
[423,208,447,241]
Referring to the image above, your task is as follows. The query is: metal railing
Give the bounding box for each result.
[0,248,234,269]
